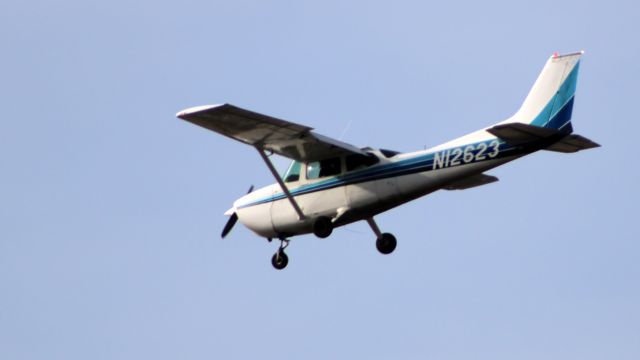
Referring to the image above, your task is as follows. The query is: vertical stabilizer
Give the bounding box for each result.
[508,52,583,133]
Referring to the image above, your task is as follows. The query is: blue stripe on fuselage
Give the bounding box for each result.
[236,139,519,209]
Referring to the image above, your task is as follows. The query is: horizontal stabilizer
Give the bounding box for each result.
[544,134,600,153]
[488,122,599,153]
[444,173,499,190]
[487,123,560,146]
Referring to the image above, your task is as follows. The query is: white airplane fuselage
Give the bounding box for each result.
[233,138,522,239]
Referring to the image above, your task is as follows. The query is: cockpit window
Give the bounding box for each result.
[307,157,341,179]
[282,160,302,182]
[346,153,379,172]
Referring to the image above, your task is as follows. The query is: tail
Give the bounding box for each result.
[488,52,600,153]
[511,51,582,132]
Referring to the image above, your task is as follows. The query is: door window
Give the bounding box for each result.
[307,157,341,179]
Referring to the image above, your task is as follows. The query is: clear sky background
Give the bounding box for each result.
[1,1,638,359]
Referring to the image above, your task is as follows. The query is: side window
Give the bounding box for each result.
[307,157,341,179]
[283,161,302,183]
[346,153,379,172]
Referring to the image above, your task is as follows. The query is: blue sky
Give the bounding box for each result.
[1,1,638,359]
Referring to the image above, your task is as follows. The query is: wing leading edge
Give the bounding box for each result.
[177,104,367,162]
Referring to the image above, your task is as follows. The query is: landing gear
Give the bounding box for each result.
[271,238,290,270]
[312,216,333,238]
[376,233,397,254]
[366,217,397,255]
[271,250,289,270]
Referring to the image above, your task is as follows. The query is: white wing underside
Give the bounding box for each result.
[177,104,367,162]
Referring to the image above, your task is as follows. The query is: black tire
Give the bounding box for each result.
[271,250,289,270]
[376,233,397,255]
[312,216,333,238]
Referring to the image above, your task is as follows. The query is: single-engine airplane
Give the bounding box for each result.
[177,51,599,270]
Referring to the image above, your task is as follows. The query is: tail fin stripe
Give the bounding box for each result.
[547,96,575,131]
[529,60,580,128]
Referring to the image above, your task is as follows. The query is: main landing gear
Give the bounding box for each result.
[312,216,333,238]
[367,218,397,255]
[269,217,396,270]
[313,215,397,254]
[271,238,290,270]
[376,233,397,254]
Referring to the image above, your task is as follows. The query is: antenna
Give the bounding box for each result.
[338,119,353,141]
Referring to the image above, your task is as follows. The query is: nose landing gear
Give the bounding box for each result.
[271,238,290,270]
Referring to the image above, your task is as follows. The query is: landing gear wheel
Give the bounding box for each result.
[271,250,289,270]
[312,216,333,238]
[376,233,397,255]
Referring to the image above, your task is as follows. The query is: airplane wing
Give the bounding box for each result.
[444,173,499,190]
[176,104,368,162]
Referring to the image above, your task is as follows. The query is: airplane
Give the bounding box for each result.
[177,51,599,270]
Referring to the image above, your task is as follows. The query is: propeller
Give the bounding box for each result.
[221,185,254,238]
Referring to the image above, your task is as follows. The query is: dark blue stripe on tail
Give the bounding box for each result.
[545,96,574,133]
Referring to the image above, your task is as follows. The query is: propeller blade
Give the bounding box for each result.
[220,185,253,239]
[221,212,238,239]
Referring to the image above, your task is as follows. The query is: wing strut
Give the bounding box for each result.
[256,147,306,220]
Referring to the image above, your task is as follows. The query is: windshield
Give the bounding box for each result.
[282,160,302,182]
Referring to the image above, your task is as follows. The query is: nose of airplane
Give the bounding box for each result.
[220,185,254,238]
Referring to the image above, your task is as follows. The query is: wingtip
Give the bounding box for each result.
[176,104,226,119]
